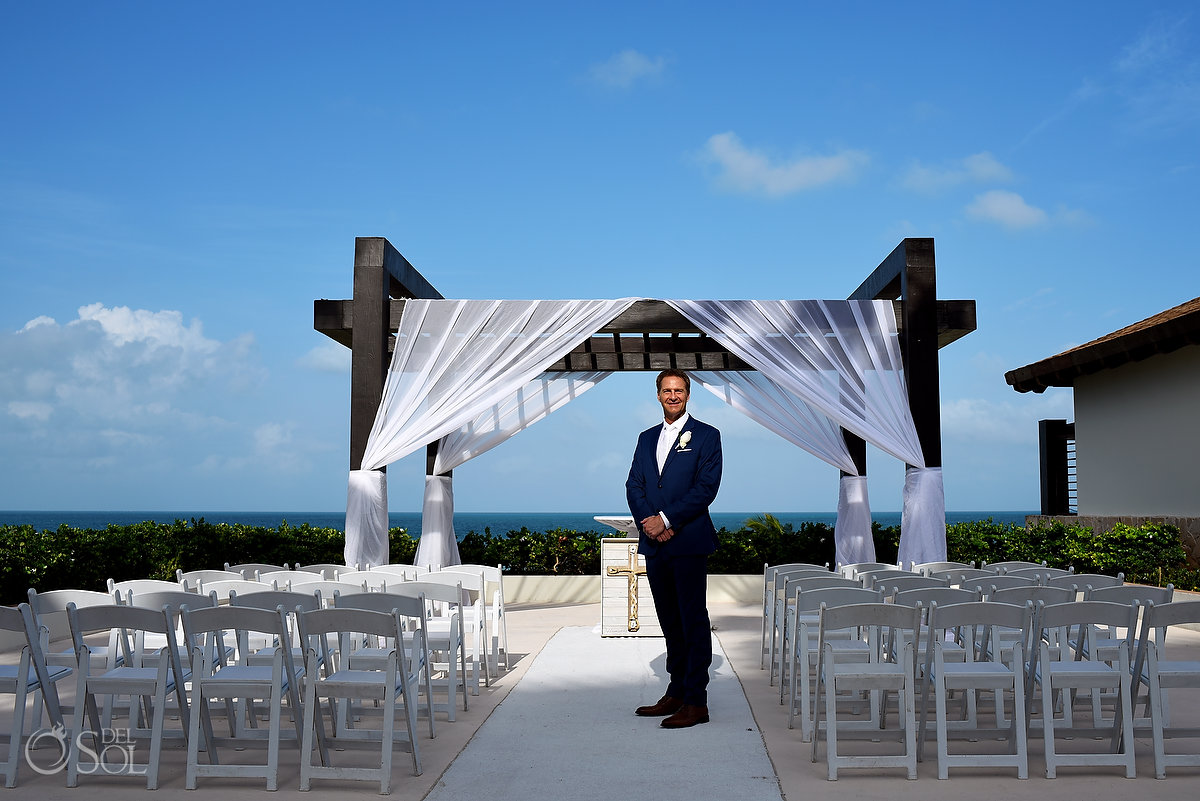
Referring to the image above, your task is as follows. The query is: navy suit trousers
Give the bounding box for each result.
[645,552,711,706]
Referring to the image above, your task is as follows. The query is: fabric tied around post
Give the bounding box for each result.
[346,469,389,568]
[898,466,946,568]
[834,475,874,567]
[415,474,461,570]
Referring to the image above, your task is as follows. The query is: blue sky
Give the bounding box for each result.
[2,2,1197,515]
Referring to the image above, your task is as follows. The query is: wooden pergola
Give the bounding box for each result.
[314,237,976,480]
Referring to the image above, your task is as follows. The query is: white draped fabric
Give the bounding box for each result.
[668,299,942,558]
[415,475,458,569]
[433,372,609,474]
[898,466,947,568]
[691,371,859,475]
[835,475,876,566]
[345,299,635,566]
[692,370,875,553]
[345,469,389,567]
[668,300,923,466]
[414,371,611,569]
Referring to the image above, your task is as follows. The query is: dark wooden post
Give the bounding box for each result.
[350,238,392,471]
[348,237,443,471]
[841,430,867,478]
[848,238,942,470]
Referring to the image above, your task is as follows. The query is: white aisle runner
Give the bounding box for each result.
[425,626,782,801]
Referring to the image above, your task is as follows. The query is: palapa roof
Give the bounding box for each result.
[1005,296,1200,393]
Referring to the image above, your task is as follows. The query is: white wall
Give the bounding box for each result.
[1075,344,1200,516]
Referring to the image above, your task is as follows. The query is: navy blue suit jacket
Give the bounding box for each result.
[625,416,722,559]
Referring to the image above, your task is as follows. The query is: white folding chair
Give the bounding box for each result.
[419,571,492,685]
[920,600,1032,779]
[837,561,896,580]
[225,562,289,580]
[1045,571,1123,598]
[198,578,274,602]
[65,603,191,789]
[810,602,922,780]
[299,607,424,790]
[1005,566,1075,583]
[26,588,120,727]
[442,564,509,672]
[0,603,70,788]
[1132,600,1200,778]
[333,591,437,735]
[1033,600,1137,778]
[278,579,367,601]
[180,604,304,790]
[785,585,881,741]
[872,573,950,601]
[760,562,829,668]
[1081,583,1174,724]
[177,569,242,591]
[774,572,858,688]
[337,569,394,591]
[293,563,346,579]
[982,560,1045,574]
[366,564,430,581]
[108,578,187,596]
[258,569,331,587]
[380,580,470,720]
[913,560,973,576]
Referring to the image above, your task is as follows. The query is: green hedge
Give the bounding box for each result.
[2,516,1195,605]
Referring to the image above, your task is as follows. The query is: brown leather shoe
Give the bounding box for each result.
[661,704,709,728]
[635,695,684,717]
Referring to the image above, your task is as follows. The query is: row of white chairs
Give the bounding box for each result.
[762,561,1123,685]
[5,583,470,791]
[758,560,1198,779]
[806,594,1200,780]
[111,561,509,680]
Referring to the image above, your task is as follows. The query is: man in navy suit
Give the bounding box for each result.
[626,368,722,728]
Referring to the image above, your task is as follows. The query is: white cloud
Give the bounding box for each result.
[700,132,868,197]
[965,190,1048,229]
[20,315,56,332]
[7,400,53,421]
[901,151,1014,193]
[0,303,264,448]
[254,422,295,457]
[1117,16,1186,74]
[298,341,350,373]
[588,49,667,88]
[942,393,1072,447]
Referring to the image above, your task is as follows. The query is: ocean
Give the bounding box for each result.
[0,510,1035,538]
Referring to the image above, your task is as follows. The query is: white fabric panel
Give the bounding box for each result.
[667,300,924,467]
[347,298,636,561]
[417,371,608,569]
[415,475,461,570]
[434,371,609,474]
[834,475,875,567]
[345,469,388,567]
[692,370,858,475]
[898,466,947,568]
[360,298,636,471]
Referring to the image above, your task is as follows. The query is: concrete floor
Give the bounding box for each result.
[3,600,1199,798]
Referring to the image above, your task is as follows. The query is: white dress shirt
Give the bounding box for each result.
[654,412,689,530]
[656,412,690,474]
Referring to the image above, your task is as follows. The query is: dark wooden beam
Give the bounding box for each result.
[316,297,976,351]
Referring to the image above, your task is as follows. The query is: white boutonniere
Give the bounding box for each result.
[675,430,692,451]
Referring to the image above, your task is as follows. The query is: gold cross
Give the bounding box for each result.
[606,543,647,632]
